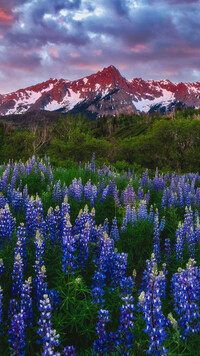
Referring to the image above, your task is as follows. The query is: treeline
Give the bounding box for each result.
[1,108,200,172]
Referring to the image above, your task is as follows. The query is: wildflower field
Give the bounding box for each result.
[0,155,200,355]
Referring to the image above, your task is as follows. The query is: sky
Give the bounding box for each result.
[0,0,200,93]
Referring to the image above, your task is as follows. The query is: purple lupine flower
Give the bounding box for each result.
[69,178,83,202]
[161,188,169,209]
[52,181,62,203]
[11,189,23,215]
[159,216,165,232]
[11,164,19,189]
[120,276,135,297]
[148,205,154,223]
[84,180,97,205]
[93,309,110,355]
[54,206,62,245]
[91,152,96,172]
[45,207,57,245]
[110,217,120,242]
[175,222,184,260]
[92,231,127,304]
[139,263,168,355]
[26,197,37,239]
[171,259,200,336]
[8,310,26,356]
[140,169,149,187]
[61,195,70,220]
[63,346,76,355]
[0,203,15,248]
[12,252,24,297]
[153,211,161,263]
[164,238,171,263]
[125,205,132,224]
[137,188,144,200]
[8,299,20,320]
[121,217,127,234]
[22,184,28,200]
[0,192,8,209]
[131,207,137,226]
[188,226,196,259]
[37,294,60,355]
[62,214,76,274]
[78,220,91,269]
[21,277,33,327]
[48,289,61,311]
[2,165,10,191]
[110,251,128,290]
[138,200,148,220]
[118,295,135,352]
[113,187,121,208]
[183,206,193,238]
[33,231,47,305]
[103,218,109,234]
[35,194,44,233]
[91,271,106,306]
[16,224,28,269]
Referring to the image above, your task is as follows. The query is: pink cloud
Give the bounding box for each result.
[70,52,80,58]
[131,44,147,53]
[74,63,102,71]
[119,64,129,70]
[93,49,102,56]
[49,48,59,58]
[0,9,13,22]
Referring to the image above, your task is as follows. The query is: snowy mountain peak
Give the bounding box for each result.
[0,66,200,117]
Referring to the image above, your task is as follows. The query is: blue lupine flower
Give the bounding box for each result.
[0,203,15,248]
[120,276,135,297]
[118,295,135,352]
[8,310,26,356]
[171,259,200,336]
[63,346,76,355]
[12,252,24,297]
[153,211,161,263]
[26,197,37,239]
[62,214,77,274]
[148,205,154,223]
[37,294,60,355]
[159,216,165,232]
[21,277,33,327]
[164,238,171,263]
[110,217,120,242]
[93,309,110,355]
[139,262,168,356]
[175,222,184,260]
[138,200,148,220]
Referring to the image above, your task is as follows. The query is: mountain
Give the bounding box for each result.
[0,65,200,117]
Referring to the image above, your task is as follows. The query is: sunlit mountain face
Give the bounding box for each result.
[0,0,199,95]
[0,65,200,118]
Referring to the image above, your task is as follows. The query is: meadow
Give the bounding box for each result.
[0,155,199,355]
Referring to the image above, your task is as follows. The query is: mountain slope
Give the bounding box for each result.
[0,65,200,117]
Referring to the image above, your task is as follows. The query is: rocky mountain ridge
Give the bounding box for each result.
[0,65,200,117]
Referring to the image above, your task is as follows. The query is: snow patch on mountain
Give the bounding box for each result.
[134,89,175,112]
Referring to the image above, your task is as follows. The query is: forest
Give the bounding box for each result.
[0,108,200,172]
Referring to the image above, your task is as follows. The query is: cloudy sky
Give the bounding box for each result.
[0,0,199,93]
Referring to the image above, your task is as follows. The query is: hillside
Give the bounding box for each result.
[1,109,200,172]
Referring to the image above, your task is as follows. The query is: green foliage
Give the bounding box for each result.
[1,109,200,172]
